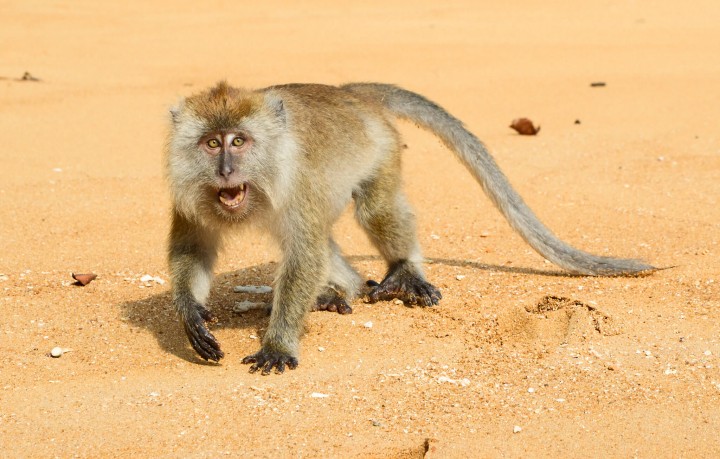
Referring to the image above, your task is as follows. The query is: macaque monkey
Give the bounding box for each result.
[166,81,654,374]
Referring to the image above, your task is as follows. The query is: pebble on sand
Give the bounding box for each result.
[233,285,272,294]
[233,301,266,313]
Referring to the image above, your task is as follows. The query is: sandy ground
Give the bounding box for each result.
[2,1,720,457]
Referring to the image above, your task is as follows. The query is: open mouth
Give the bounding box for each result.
[217,183,247,210]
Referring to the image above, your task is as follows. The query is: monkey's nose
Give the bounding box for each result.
[219,152,235,178]
[220,163,234,178]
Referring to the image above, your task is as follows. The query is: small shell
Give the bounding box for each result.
[50,347,63,358]
[72,273,97,286]
[510,118,540,136]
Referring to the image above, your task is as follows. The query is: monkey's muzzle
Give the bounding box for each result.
[217,183,247,211]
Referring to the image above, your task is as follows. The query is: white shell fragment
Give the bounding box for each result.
[311,392,330,398]
[233,285,272,294]
[363,321,373,329]
[233,301,267,313]
[513,426,522,434]
[437,376,471,387]
[140,275,165,285]
[49,347,72,358]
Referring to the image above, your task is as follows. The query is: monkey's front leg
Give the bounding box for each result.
[168,210,224,362]
[242,235,328,375]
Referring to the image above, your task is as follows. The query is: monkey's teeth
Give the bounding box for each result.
[218,186,246,209]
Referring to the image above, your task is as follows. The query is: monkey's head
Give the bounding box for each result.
[166,82,288,225]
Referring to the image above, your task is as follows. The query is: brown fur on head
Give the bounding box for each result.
[182,81,262,133]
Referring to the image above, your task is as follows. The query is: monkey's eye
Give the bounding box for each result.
[231,137,244,147]
[207,139,220,148]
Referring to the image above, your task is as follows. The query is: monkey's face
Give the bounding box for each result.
[199,131,252,214]
[168,123,269,224]
[166,83,286,225]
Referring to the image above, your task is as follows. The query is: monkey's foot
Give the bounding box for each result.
[242,347,298,375]
[184,304,224,362]
[367,261,442,307]
[312,288,353,314]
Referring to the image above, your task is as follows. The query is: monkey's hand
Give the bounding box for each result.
[366,262,442,307]
[184,304,224,362]
[242,347,298,375]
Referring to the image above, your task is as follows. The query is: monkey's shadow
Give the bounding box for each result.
[120,257,571,364]
[120,262,280,365]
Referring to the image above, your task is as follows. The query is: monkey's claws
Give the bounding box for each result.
[242,348,298,375]
[184,304,224,362]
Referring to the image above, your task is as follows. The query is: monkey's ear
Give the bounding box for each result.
[169,100,185,125]
[264,93,285,125]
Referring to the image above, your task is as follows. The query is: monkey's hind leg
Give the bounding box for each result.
[354,154,442,307]
[312,238,360,315]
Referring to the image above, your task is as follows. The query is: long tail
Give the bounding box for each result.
[342,83,654,276]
